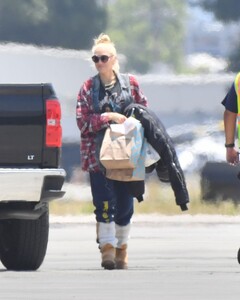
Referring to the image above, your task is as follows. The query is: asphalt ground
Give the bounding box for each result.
[1,214,240,300]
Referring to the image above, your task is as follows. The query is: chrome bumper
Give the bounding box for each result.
[0,168,66,202]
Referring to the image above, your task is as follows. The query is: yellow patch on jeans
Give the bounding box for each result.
[102,201,109,222]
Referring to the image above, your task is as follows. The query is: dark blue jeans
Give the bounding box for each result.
[89,171,134,226]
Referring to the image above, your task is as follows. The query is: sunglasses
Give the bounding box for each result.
[92,55,112,63]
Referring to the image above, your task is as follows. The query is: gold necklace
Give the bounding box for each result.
[103,75,116,90]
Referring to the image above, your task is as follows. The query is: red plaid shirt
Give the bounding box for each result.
[76,74,148,172]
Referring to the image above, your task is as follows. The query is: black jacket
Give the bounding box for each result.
[123,103,189,211]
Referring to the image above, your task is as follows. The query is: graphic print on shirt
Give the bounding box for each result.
[99,82,125,114]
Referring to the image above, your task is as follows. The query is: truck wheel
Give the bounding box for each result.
[0,207,49,271]
[200,162,240,202]
[238,248,240,264]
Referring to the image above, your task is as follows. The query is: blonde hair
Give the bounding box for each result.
[92,33,120,73]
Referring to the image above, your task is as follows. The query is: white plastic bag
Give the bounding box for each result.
[145,141,160,167]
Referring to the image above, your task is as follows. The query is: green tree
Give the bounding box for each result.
[0,0,107,49]
[190,0,240,22]
[106,0,187,74]
[190,0,240,72]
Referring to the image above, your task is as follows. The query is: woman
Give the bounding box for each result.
[76,33,148,270]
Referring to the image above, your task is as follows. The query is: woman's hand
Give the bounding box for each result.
[105,112,127,124]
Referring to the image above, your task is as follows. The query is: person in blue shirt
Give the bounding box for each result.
[222,82,239,165]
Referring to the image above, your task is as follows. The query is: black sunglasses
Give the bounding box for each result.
[92,55,112,63]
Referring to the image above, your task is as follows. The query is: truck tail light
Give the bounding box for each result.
[46,99,62,147]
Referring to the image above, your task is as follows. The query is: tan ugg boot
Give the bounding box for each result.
[100,243,116,270]
[115,244,128,269]
[98,222,116,270]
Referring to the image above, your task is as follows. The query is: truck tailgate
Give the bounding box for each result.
[0,85,44,165]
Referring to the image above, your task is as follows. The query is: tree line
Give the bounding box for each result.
[0,0,186,73]
[0,0,239,73]
[0,0,107,49]
[190,0,240,72]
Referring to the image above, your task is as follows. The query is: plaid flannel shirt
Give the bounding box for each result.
[76,74,148,172]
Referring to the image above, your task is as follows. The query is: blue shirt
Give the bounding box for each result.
[221,83,237,113]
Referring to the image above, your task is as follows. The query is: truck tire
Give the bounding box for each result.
[0,207,49,271]
[237,248,240,264]
[200,162,240,203]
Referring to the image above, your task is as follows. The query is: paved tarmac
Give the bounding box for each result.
[1,214,240,300]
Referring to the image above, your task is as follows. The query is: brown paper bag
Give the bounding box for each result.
[104,136,147,182]
[100,127,134,169]
[105,168,143,181]
[100,117,144,170]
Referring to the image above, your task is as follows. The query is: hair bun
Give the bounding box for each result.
[95,33,111,45]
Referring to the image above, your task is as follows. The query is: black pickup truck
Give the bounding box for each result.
[0,83,65,271]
